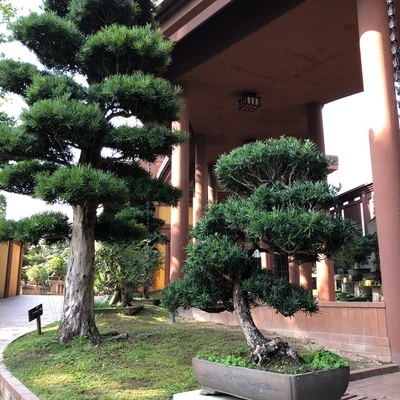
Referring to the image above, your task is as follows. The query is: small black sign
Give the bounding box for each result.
[28,303,43,337]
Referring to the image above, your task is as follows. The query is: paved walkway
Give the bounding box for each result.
[0,295,399,399]
[174,374,400,400]
[0,295,63,362]
[347,373,400,399]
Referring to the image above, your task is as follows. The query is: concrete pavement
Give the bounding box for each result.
[0,295,63,362]
[173,373,400,400]
[347,373,400,400]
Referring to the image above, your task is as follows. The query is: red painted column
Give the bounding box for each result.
[170,89,190,282]
[208,163,217,203]
[259,242,273,270]
[299,262,313,291]
[306,102,326,155]
[193,134,208,225]
[306,101,336,299]
[16,243,24,296]
[317,257,336,302]
[288,261,300,285]
[3,242,12,298]
[357,0,400,363]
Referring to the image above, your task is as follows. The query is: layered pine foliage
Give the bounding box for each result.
[162,137,356,321]
[0,0,187,343]
[0,0,186,244]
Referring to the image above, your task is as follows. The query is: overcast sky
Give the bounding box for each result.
[0,0,373,220]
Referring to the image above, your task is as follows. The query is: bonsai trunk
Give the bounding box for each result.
[232,280,298,363]
[233,279,267,349]
[120,285,132,307]
[109,290,121,305]
[58,205,101,345]
[142,282,150,299]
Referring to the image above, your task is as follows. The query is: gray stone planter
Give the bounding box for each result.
[131,298,161,306]
[347,268,370,277]
[192,358,349,400]
[94,305,143,315]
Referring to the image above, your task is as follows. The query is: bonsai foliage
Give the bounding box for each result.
[162,137,356,362]
[95,239,163,306]
[26,265,48,286]
[0,0,187,344]
[23,242,68,285]
[334,232,379,270]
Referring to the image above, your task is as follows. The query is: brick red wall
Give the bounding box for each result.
[178,302,390,362]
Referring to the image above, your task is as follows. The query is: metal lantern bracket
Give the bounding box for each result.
[238,93,261,112]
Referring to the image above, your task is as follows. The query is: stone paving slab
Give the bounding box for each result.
[174,384,399,400]
[347,373,400,399]
[173,373,400,400]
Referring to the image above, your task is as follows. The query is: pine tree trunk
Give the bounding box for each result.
[109,290,121,305]
[120,285,132,307]
[232,280,299,363]
[58,205,101,345]
[232,280,269,350]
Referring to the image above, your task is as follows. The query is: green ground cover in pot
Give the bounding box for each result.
[302,349,349,370]
[197,348,349,375]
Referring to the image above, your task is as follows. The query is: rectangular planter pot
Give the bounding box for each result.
[192,359,349,400]
[94,305,143,315]
[131,299,161,306]
[347,268,370,277]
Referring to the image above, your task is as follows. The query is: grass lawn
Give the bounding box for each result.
[3,306,381,400]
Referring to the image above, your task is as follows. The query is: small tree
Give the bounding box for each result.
[23,241,68,283]
[162,137,356,363]
[0,0,186,344]
[95,240,163,306]
[46,255,67,278]
[334,232,379,270]
[26,264,48,286]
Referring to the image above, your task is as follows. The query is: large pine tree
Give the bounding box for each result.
[0,0,187,344]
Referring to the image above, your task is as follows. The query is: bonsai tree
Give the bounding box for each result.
[96,201,167,304]
[162,137,356,363]
[46,254,67,279]
[26,264,48,286]
[95,239,163,306]
[0,0,187,344]
[23,242,68,283]
[334,232,379,270]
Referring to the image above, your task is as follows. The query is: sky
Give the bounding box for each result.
[323,92,372,193]
[0,0,373,221]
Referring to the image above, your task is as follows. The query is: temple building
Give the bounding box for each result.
[151,0,400,364]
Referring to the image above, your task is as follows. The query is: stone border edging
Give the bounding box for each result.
[349,363,399,381]
[0,363,39,400]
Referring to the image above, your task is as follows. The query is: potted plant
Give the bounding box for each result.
[334,233,380,279]
[193,350,349,400]
[162,137,356,400]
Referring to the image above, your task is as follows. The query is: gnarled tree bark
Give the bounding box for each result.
[58,205,101,345]
[120,286,133,307]
[232,280,298,364]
